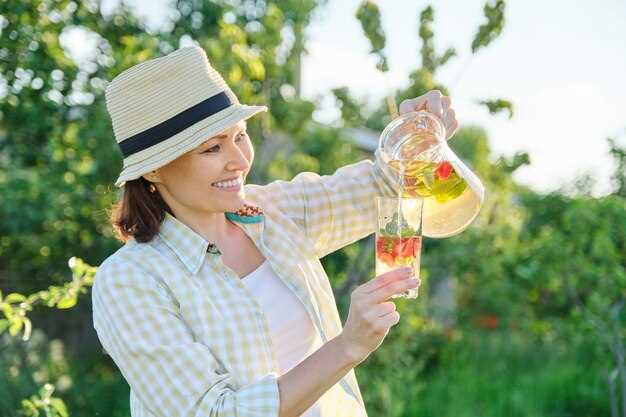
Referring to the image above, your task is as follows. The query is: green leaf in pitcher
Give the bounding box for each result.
[404,160,433,176]
[404,184,431,198]
[429,174,459,195]
[423,170,436,189]
[435,177,468,202]
[448,178,468,199]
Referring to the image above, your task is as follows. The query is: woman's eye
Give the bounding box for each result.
[202,133,245,153]
[203,145,220,153]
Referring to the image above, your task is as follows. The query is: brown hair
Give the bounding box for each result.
[110,177,173,243]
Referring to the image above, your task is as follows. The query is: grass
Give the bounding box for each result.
[404,331,609,417]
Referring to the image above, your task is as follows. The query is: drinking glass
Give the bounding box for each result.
[375,196,423,299]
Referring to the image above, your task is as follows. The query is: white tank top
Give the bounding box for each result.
[241,260,323,417]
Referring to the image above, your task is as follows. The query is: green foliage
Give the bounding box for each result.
[0,0,150,290]
[471,0,506,53]
[332,87,366,127]
[608,136,626,197]
[0,2,326,414]
[2,0,625,416]
[20,383,68,417]
[0,258,95,342]
[1,329,73,417]
[478,98,515,118]
[1,331,131,417]
[515,187,626,334]
[404,332,609,417]
[355,0,388,72]
[419,6,457,73]
[349,2,509,132]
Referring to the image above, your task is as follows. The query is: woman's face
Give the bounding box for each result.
[150,120,254,215]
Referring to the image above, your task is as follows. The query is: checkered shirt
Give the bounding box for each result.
[91,150,398,417]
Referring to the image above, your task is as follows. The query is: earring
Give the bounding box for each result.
[148,183,156,193]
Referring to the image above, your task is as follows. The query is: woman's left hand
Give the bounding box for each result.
[399,90,459,141]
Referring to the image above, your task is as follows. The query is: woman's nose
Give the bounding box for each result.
[225,141,249,171]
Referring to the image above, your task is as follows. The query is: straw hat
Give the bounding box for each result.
[104,45,267,187]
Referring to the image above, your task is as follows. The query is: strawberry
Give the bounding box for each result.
[435,161,453,180]
[378,252,395,266]
[377,236,394,254]
[377,235,421,266]
[376,236,387,253]
[414,236,422,252]
[390,237,403,258]
[399,238,415,258]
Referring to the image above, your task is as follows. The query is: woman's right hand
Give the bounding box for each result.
[338,267,420,364]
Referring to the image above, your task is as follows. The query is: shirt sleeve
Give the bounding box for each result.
[258,148,400,258]
[91,259,280,417]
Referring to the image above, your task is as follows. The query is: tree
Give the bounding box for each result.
[1,0,325,414]
[3,0,622,416]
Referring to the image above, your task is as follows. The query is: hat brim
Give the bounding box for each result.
[114,103,267,188]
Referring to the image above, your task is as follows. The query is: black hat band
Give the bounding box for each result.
[118,91,233,158]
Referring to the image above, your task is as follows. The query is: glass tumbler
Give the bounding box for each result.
[375,196,424,299]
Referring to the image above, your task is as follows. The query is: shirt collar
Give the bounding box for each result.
[157,204,265,275]
[158,211,209,276]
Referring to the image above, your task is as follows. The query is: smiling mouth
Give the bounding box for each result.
[211,177,244,190]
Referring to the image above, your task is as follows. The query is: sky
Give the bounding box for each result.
[102,0,626,195]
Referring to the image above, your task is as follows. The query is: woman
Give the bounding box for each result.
[91,45,458,417]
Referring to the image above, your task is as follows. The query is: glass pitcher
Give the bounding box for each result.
[377,110,485,238]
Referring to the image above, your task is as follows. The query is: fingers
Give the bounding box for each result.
[397,89,459,140]
[444,108,459,140]
[399,90,446,120]
[368,275,420,304]
[362,267,413,294]
[398,96,427,115]
[380,310,401,327]
[371,301,397,318]
[364,302,400,329]
[442,96,451,112]
[424,90,444,119]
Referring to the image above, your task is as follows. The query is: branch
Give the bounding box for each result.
[0,257,96,341]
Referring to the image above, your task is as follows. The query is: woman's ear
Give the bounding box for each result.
[142,170,161,183]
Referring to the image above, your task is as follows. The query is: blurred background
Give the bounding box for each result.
[1,0,625,416]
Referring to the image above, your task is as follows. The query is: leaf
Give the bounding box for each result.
[356,0,388,73]
[447,179,468,200]
[384,220,397,235]
[471,0,506,53]
[0,319,9,333]
[478,98,514,119]
[434,178,468,203]
[402,160,431,175]
[423,170,435,189]
[56,295,77,309]
[9,317,23,336]
[2,303,14,320]
[50,399,68,417]
[5,293,27,304]
[430,175,460,196]
[20,399,38,416]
